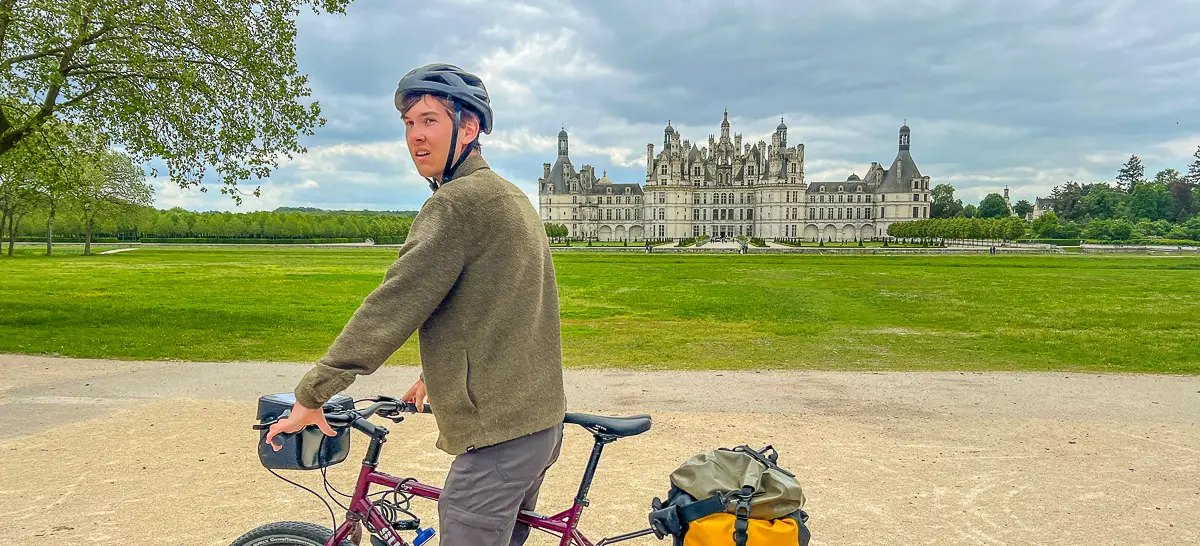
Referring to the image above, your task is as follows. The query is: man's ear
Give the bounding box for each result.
[460,115,480,146]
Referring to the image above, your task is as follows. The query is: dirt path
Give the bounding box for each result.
[1,354,1197,545]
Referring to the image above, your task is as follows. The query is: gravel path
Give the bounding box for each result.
[1,354,1197,545]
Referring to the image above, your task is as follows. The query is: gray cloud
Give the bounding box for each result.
[160,0,1200,212]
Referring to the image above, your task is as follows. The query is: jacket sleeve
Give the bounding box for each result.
[294,197,465,409]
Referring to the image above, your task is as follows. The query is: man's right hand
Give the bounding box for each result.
[402,378,429,412]
[264,401,337,451]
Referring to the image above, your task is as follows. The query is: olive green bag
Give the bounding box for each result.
[669,445,806,520]
[649,445,810,546]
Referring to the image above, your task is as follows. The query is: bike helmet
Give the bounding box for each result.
[394,63,493,134]
[394,63,494,190]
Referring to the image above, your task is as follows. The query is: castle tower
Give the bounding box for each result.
[557,127,569,157]
[899,123,910,151]
[721,109,730,141]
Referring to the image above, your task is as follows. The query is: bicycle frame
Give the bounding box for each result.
[325,415,653,546]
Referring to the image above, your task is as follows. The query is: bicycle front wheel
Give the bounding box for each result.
[228,521,355,546]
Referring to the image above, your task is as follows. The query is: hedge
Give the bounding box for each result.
[10,236,120,243]
[138,237,367,244]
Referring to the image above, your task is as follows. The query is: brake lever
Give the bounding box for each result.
[252,409,291,431]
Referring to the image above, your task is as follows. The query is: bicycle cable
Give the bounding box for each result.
[267,467,337,532]
[322,466,350,512]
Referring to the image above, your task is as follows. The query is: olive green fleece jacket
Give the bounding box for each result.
[293,154,567,455]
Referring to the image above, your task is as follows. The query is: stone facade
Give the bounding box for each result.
[538,111,932,241]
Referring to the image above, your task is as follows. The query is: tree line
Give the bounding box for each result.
[924,147,1200,242]
[7,205,415,245]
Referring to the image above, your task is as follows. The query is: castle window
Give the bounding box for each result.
[820,185,825,192]
[572,196,577,203]
[838,185,844,192]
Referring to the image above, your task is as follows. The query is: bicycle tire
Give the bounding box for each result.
[228,521,355,546]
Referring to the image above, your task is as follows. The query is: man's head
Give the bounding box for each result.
[398,93,481,179]
[393,64,493,186]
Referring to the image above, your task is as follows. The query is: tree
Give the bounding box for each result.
[0,0,351,203]
[1116,154,1145,192]
[1124,182,1172,223]
[75,149,153,254]
[963,204,978,218]
[1184,146,1200,186]
[1013,199,1034,217]
[1050,181,1085,221]
[1154,168,1182,187]
[931,184,964,219]
[1079,183,1124,220]
[1031,211,1061,238]
[977,193,1011,219]
[0,169,36,256]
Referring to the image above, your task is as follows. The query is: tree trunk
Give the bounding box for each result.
[84,215,94,256]
[8,213,19,257]
[46,202,55,256]
[0,209,8,254]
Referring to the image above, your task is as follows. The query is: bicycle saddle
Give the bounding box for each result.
[563,412,652,437]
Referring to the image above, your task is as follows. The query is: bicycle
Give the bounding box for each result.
[231,394,658,546]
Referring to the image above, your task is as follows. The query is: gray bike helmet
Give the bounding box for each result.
[394,63,494,190]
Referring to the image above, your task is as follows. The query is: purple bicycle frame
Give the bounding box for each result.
[328,463,594,546]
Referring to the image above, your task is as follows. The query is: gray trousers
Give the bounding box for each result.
[438,424,564,546]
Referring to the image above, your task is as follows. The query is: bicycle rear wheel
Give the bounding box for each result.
[229,521,354,546]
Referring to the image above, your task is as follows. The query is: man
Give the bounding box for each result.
[265,63,567,546]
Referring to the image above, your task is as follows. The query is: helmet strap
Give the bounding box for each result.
[428,103,478,192]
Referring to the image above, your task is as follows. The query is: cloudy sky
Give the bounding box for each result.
[154,0,1200,212]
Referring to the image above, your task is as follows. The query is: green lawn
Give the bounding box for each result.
[2,245,1197,373]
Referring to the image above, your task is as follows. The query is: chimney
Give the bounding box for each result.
[543,163,551,179]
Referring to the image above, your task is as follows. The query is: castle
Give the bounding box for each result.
[538,111,932,241]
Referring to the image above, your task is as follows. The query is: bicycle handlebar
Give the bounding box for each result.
[253,396,431,433]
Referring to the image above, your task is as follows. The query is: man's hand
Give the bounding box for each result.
[402,378,429,412]
[264,401,336,451]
